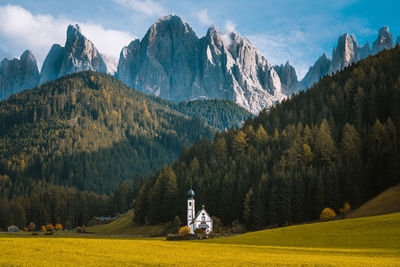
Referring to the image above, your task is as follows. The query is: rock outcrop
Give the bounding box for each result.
[372,26,394,55]
[0,50,39,100]
[40,24,107,84]
[117,15,286,114]
[300,53,331,90]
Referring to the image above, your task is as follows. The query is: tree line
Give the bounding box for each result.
[133,47,400,229]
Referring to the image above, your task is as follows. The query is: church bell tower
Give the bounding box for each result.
[187,188,195,234]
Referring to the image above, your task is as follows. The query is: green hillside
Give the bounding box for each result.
[347,185,400,219]
[0,71,213,194]
[134,47,400,228]
[175,99,252,131]
[204,212,400,250]
[88,211,163,236]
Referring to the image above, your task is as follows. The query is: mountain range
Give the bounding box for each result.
[0,15,398,113]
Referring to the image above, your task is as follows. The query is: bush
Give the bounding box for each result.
[178,226,191,237]
[23,227,29,232]
[55,224,63,231]
[28,222,36,231]
[76,226,87,233]
[320,207,336,220]
[339,202,351,215]
[194,228,205,234]
[41,225,46,232]
[46,224,55,231]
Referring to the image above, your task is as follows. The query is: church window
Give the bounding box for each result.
[189,202,191,206]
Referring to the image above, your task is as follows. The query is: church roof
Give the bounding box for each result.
[194,206,213,222]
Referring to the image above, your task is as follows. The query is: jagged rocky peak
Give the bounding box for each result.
[329,33,359,73]
[372,26,394,55]
[0,50,40,99]
[274,61,298,94]
[117,15,288,114]
[397,36,400,46]
[40,24,107,84]
[299,53,331,91]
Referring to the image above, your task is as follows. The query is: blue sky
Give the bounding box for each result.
[0,0,398,78]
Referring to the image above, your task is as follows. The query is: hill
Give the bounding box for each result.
[133,46,400,227]
[174,99,252,131]
[347,185,400,219]
[0,71,214,194]
[88,211,163,236]
[205,212,400,249]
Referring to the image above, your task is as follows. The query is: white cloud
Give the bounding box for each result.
[193,9,212,26]
[0,4,134,70]
[224,20,236,33]
[114,0,165,16]
[220,20,236,48]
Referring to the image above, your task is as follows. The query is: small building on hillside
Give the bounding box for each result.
[187,188,213,234]
[7,225,19,232]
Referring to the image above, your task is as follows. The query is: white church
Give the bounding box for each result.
[187,188,213,234]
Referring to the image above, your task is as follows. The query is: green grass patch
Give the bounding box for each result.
[202,212,400,250]
[88,211,164,236]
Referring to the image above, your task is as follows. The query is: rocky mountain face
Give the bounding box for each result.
[273,62,298,95]
[397,36,400,46]
[0,50,39,100]
[328,34,370,74]
[40,24,107,84]
[300,53,331,90]
[117,15,288,114]
[299,26,395,92]
[372,26,394,55]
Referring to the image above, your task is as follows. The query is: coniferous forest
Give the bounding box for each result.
[0,72,249,229]
[1,46,400,231]
[133,46,400,228]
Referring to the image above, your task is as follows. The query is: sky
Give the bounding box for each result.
[0,0,398,78]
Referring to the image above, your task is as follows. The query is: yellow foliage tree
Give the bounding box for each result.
[178,226,191,237]
[28,222,36,231]
[320,207,336,220]
[339,202,351,214]
[46,224,55,231]
[56,224,63,231]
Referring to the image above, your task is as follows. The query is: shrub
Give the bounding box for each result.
[46,224,55,231]
[55,224,63,231]
[320,208,337,220]
[41,225,46,232]
[23,227,29,232]
[82,226,87,233]
[76,226,82,233]
[339,202,351,214]
[194,228,205,234]
[28,222,36,231]
[178,226,191,237]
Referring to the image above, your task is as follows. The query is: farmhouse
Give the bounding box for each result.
[187,188,213,234]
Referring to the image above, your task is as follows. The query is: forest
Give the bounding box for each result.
[1,46,400,231]
[0,71,250,230]
[133,46,400,229]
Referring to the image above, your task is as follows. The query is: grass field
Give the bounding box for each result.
[1,213,400,266]
[88,211,164,236]
[347,185,400,219]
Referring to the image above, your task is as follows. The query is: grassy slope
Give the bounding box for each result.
[88,211,163,236]
[1,213,399,266]
[203,212,400,249]
[347,185,400,219]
